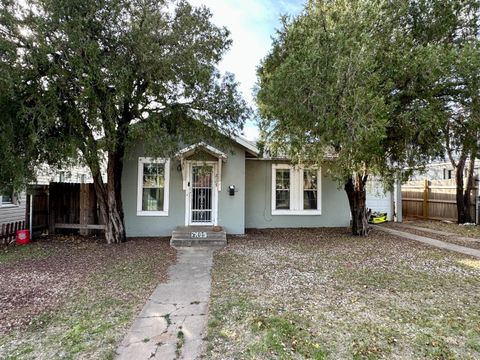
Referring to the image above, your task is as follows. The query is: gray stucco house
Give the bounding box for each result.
[121,136,351,240]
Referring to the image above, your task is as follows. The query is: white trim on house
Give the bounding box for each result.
[271,164,322,215]
[176,143,227,192]
[175,142,228,160]
[136,157,170,217]
[234,135,259,156]
[184,160,219,226]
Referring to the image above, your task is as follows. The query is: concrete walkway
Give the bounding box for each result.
[115,247,217,360]
[375,225,480,259]
[395,223,480,243]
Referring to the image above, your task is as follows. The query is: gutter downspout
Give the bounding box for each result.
[394,177,402,223]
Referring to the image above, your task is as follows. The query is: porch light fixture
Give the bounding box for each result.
[228,185,236,196]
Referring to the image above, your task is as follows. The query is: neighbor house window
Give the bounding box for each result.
[272,164,321,215]
[0,190,15,207]
[137,158,170,216]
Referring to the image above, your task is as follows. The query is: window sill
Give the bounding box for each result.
[272,210,322,216]
[136,211,169,217]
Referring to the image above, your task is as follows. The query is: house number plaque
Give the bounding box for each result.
[191,231,208,238]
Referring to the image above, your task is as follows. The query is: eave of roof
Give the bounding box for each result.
[233,135,259,156]
[175,142,228,160]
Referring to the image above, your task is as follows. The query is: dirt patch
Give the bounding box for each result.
[208,228,480,359]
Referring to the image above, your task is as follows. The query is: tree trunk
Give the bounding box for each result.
[93,163,126,244]
[455,154,467,224]
[112,118,129,238]
[463,153,476,223]
[90,101,130,244]
[344,174,369,236]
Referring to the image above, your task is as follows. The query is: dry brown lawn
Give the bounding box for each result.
[386,220,480,250]
[206,228,480,360]
[407,219,480,238]
[0,235,175,359]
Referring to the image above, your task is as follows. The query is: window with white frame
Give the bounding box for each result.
[272,164,321,215]
[275,168,290,210]
[137,158,170,216]
[0,189,15,207]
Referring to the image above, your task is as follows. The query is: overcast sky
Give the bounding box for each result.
[188,0,305,140]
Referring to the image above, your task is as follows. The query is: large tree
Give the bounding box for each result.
[0,3,37,193]
[1,0,249,243]
[256,0,468,235]
[442,42,480,224]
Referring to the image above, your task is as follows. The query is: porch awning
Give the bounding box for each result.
[176,142,226,191]
[175,142,227,161]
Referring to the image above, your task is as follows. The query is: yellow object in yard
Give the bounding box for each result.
[369,212,388,224]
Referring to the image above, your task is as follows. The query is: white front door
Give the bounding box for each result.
[186,161,218,226]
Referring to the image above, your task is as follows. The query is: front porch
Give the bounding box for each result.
[170,226,227,247]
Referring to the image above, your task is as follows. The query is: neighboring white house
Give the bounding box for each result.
[410,159,480,181]
[34,163,95,185]
[0,163,100,229]
[0,190,27,228]
[366,179,395,220]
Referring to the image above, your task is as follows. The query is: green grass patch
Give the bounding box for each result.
[208,297,253,335]
[415,333,456,359]
[334,265,466,294]
[349,323,401,360]
[248,315,326,359]
[0,244,53,264]
[176,330,185,358]
[466,336,480,352]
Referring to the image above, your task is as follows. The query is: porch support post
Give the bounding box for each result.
[217,158,222,191]
[181,159,187,190]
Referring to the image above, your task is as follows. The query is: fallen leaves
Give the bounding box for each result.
[207,227,480,359]
[0,235,175,336]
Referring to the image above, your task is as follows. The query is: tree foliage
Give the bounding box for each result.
[256,0,479,234]
[441,25,480,223]
[1,0,249,242]
[0,3,36,192]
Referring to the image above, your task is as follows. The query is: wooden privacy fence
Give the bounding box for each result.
[48,183,105,235]
[2,183,104,245]
[0,221,26,244]
[26,185,49,237]
[402,179,478,222]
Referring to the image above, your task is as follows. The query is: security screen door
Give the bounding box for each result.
[189,164,214,225]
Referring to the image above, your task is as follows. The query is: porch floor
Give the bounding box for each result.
[170,226,227,247]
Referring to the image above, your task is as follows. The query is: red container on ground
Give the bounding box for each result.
[16,230,30,245]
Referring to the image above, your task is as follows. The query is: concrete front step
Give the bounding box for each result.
[170,226,227,247]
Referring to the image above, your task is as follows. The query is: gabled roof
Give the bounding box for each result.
[175,135,259,158]
[175,142,227,160]
[234,135,259,156]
